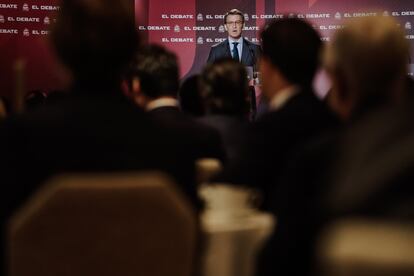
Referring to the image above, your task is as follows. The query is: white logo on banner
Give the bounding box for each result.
[23,28,30,36]
[219,25,225,33]
[197,37,204,44]
[22,3,29,11]
[44,16,50,25]
[383,11,389,16]
[406,22,412,30]
[174,25,180,32]
[335,12,341,20]
[197,13,203,21]
[0,15,4,23]
[244,13,249,21]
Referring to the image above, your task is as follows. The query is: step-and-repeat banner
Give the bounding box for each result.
[136,0,414,78]
[1,0,414,97]
[0,0,62,98]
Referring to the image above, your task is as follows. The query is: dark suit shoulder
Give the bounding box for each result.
[149,106,225,161]
[211,39,228,49]
[243,38,260,48]
[255,92,339,137]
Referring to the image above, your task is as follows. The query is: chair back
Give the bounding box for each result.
[8,172,197,276]
[318,218,414,276]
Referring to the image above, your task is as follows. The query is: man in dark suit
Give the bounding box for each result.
[207,9,261,67]
[126,44,225,162]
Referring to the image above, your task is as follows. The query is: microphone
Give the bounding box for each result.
[247,43,257,121]
[247,44,258,81]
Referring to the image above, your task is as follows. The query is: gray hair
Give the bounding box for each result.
[325,16,409,104]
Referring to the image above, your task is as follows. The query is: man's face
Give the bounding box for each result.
[225,14,244,40]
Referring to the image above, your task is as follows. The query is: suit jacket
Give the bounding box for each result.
[257,102,414,276]
[248,93,339,276]
[149,106,225,161]
[219,89,340,209]
[256,131,340,276]
[207,38,261,67]
[0,85,203,273]
[198,115,249,165]
[0,88,203,205]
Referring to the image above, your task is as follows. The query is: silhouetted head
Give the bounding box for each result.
[128,44,180,100]
[200,58,249,117]
[260,17,322,91]
[51,0,139,85]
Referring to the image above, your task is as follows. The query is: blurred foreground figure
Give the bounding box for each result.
[126,44,225,161]
[257,16,411,276]
[178,75,205,117]
[219,18,339,208]
[198,58,250,165]
[0,0,200,273]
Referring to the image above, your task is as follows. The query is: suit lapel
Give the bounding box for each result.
[223,39,232,59]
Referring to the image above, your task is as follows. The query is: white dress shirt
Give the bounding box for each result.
[228,36,243,62]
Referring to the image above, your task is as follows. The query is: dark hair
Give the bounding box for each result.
[128,44,180,98]
[51,0,139,82]
[261,18,322,87]
[178,75,205,117]
[224,9,245,25]
[25,90,47,110]
[200,58,249,117]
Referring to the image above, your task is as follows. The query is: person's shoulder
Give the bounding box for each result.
[211,39,228,49]
[243,38,260,48]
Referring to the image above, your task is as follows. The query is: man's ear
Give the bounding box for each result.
[130,77,149,109]
[132,77,141,95]
[224,24,228,31]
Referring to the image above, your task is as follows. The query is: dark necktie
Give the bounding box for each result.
[232,42,240,61]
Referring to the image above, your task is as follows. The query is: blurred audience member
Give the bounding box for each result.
[257,16,411,276]
[219,18,339,207]
[324,16,407,121]
[0,1,201,273]
[126,44,225,161]
[199,58,250,164]
[178,75,205,117]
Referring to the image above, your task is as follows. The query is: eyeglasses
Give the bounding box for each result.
[226,20,243,26]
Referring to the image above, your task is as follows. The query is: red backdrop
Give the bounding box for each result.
[1,0,414,99]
